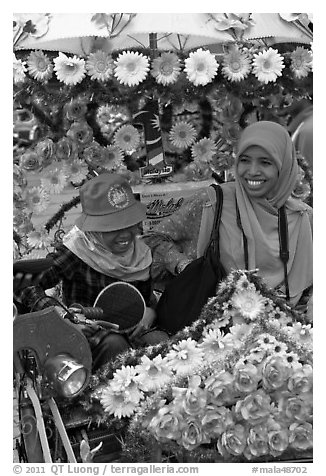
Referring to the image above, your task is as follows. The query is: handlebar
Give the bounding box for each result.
[67,305,120,331]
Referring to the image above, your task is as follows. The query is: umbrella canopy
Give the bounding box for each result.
[14,13,234,56]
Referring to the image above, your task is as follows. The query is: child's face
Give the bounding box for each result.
[100,224,140,255]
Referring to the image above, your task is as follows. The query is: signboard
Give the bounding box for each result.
[133,179,214,232]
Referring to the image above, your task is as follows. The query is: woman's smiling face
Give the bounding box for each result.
[237,145,279,199]
[99,224,140,255]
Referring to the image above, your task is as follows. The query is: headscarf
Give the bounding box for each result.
[217,121,312,304]
[63,225,152,282]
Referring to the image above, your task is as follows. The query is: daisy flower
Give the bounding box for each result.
[86,50,113,82]
[165,338,204,376]
[151,52,181,85]
[222,48,251,82]
[198,328,230,357]
[53,52,86,86]
[110,366,144,403]
[27,50,53,82]
[169,121,197,149]
[40,166,68,194]
[100,387,139,418]
[290,47,312,79]
[114,51,149,87]
[102,145,125,171]
[191,138,217,163]
[135,355,172,392]
[13,54,27,84]
[23,186,50,214]
[184,48,219,86]
[26,229,52,249]
[114,125,140,152]
[256,334,278,351]
[231,289,265,321]
[252,48,285,84]
[64,159,88,184]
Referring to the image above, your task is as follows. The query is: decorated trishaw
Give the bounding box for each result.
[13,13,313,464]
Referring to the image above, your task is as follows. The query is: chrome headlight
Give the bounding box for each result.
[44,354,89,398]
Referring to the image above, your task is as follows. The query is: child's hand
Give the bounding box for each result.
[129,307,156,339]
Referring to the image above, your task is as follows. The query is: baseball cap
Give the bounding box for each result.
[75,173,146,232]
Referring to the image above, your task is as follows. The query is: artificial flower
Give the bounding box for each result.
[13,54,27,84]
[222,47,251,82]
[114,125,140,153]
[110,365,143,402]
[13,14,50,39]
[102,145,125,171]
[184,48,219,86]
[151,52,181,85]
[256,334,278,351]
[67,122,93,148]
[267,419,289,457]
[135,355,172,392]
[40,166,68,194]
[55,137,78,161]
[198,328,229,357]
[114,51,149,87]
[288,422,313,451]
[244,424,269,460]
[165,338,203,376]
[252,48,285,84]
[290,323,313,344]
[35,138,56,166]
[26,50,53,82]
[64,159,88,184]
[169,121,197,149]
[217,424,247,457]
[262,355,290,391]
[191,138,217,164]
[26,229,52,249]
[148,406,185,443]
[19,151,42,172]
[86,50,113,81]
[201,405,234,438]
[235,389,272,424]
[96,104,130,136]
[23,186,50,214]
[290,47,312,79]
[233,361,261,393]
[205,370,236,407]
[83,142,106,169]
[231,289,265,321]
[53,53,86,86]
[65,98,88,122]
[208,13,254,33]
[173,376,207,416]
[277,392,311,422]
[180,417,210,450]
[100,387,139,418]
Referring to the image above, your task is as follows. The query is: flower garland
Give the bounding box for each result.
[75,269,312,463]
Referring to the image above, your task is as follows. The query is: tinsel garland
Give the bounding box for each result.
[44,195,80,233]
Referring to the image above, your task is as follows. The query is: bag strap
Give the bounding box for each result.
[235,199,249,269]
[204,184,223,259]
[278,205,290,302]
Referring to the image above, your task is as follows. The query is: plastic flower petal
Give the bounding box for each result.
[151,52,181,85]
[65,98,88,122]
[26,229,52,249]
[191,138,217,164]
[40,166,68,194]
[231,289,265,321]
[290,47,312,79]
[169,121,197,149]
[135,355,172,392]
[64,159,88,184]
[114,125,140,152]
[86,50,113,81]
[27,50,53,82]
[184,48,219,86]
[114,51,149,87]
[23,186,50,214]
[53,53,86,85]
[252,48,285,84]
[165,338,204,376]
[13,54,27,84]
[100,387,139,418]
[19,151,42,172]
[222,47,251,82]
[102,145,125,171]
[67,122,93,148]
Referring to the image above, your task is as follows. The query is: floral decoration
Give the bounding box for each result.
[53,52,86,85]
[290,47,312,79]
[79,269,312,463]
[40,165,68,194]
[151,53,181,85]
[13,54,27,84]
[252,48,285,84]
[102,145,125,172]
[114,125,141,153]
[168,121,197,149]
[184,48,219,86]
[191,137,217,164]
[27,50,53,82]
[222,47,251,82]
[114,51,150,87]
[86,50,113,82]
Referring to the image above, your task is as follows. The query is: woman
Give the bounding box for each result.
[19,172,168,370]
[146,121,313,308]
